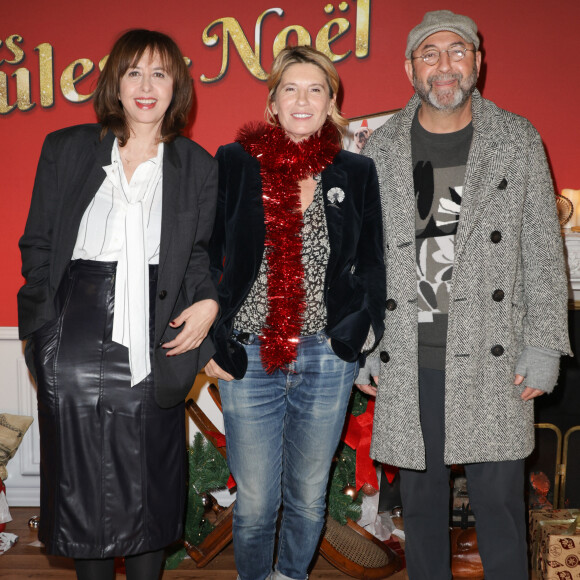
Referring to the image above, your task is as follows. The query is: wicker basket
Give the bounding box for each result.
[319,516,401,579]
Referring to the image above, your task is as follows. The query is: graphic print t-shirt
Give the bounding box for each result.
[412,112,473,370]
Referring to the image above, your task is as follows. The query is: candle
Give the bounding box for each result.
[561,189,580,228]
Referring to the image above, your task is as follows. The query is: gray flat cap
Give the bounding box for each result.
[406,10,479,59]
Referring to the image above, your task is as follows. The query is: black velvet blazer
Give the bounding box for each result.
[209,142,386,379]
[18,124,218,407]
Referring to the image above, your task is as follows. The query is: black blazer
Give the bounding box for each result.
[18,124,218,408]
[209,142,386,379]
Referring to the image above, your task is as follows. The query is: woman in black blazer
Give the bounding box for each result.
[205,46,386,580]
[17,30,218,580]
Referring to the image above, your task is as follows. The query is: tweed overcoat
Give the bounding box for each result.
[363,90,571,470]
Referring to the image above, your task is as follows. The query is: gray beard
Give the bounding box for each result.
[414,62,478,112]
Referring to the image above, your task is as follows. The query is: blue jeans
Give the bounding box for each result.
[219,331,358,580]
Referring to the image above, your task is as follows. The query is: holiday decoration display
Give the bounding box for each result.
[164,393,392,570]
[537,518,580,579]
[342,484,359,501]
[236,122,340,373]
[530,509,580,577]
[327,442,363,525]
[28,515,40,529]
[342,396,379,492]
[530,470,553,509]
[360,482,379,497]
[164,433,230,569]
[327,391,386,525]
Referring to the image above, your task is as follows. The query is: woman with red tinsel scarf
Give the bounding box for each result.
[205,45,386,580]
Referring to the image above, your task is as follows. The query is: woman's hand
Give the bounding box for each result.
[162,299,219,356]
[205,358,234,382]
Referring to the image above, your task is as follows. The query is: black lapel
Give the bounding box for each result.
[70,130,114,226]
[321,160,347,284]
[53,129,114,279]
[158,140,181,277]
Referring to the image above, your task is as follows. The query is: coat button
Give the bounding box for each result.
[490,230,502,243]
[491,344,504,357]
[492,289,505,302]
[380,351,390,363]
[498,178,508,190]
[158,290,167,300]
[386,299,397,311]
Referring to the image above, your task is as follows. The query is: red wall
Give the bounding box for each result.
[2,0,579,326]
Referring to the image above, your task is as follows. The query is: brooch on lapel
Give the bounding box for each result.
[327,187,345,206]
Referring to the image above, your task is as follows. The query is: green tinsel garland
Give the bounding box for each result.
[327,443,362,524]
[165,432,230,569]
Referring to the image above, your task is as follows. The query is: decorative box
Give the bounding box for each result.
[529,509,579,575]
[539,520,580,579]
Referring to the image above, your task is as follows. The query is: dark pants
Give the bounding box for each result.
[399,367,528,580]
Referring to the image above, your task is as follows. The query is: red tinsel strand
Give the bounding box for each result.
[236,122,340,373]
[261,168,304,372]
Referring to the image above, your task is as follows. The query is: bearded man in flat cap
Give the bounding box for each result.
[358,9,571,579]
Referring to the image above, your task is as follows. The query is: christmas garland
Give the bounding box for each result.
[236,122,340,373]
[164,433,230,569]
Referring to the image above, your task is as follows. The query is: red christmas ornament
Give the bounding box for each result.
[361,482,379,496]
[237,122,340,373]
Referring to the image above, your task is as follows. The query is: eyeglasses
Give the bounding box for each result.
[412,47,475,66]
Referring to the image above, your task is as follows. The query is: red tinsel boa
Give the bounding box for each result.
[236,122,340,373]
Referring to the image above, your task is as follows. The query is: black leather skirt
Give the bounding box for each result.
[31,260,185,559]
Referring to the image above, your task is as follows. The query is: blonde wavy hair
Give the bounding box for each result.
[265,45,348,137]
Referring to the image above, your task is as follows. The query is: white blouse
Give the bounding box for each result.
[72,139,164,386]
[72,140,163,263]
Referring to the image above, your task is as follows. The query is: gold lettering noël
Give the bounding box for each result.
[0,3,371,114]
[201,0,371,82]
[201,8,283,82]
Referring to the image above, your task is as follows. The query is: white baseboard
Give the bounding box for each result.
[1,327,41,506]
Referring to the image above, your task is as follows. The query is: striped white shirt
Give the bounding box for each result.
[72,139,164,386]
[72,141,163,264]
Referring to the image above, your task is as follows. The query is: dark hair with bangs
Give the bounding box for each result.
[93,29,192,145]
